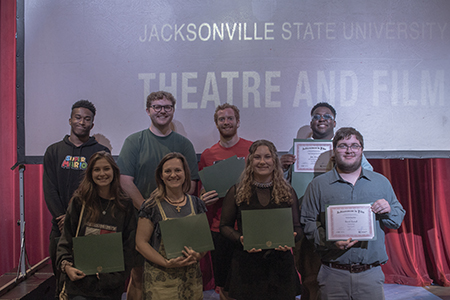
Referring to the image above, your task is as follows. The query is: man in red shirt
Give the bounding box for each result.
[199,103,252,300]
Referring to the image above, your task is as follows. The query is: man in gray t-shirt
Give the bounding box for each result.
[117,91,199,299]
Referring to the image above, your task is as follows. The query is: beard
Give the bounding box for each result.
[335,155,362,173]
[218,126,238,138]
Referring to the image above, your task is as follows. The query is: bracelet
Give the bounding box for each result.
[61,260,73,274]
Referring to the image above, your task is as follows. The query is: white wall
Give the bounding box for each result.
[24,0,450,156]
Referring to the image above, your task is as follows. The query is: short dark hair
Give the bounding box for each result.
[311,102,336,119]
[214,103,240,124]
[72,100,96,117]
[146,91,176,109]
[333,127,364,149]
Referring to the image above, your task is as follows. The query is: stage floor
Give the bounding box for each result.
[201,284,450,300]
[2,262,449,300]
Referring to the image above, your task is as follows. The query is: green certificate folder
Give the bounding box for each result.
[241,208,295,251]
[198,155,245,198]
[73,232,124,275]
[160,213,214,259]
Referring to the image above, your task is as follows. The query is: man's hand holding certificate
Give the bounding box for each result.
[326,203,376,242]
[371,199,392,214]
[328,200,392,250]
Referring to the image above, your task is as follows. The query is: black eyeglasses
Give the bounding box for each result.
[311,114,334,121]
[336,144,362,152]
[150,105,174,112]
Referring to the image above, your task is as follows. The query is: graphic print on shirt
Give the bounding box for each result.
[61,155,88,170]
[85,222,117,235]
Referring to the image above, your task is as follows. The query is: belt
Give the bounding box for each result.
[322,262,380,273]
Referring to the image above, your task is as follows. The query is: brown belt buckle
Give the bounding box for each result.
[349,264,361,273]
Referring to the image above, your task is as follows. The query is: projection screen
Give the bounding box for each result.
[21,0,450,161]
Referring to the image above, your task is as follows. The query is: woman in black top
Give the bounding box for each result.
[57,151,136,300]
[220,140,302,300]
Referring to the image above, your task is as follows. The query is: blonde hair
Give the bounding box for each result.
[236,140,292,206]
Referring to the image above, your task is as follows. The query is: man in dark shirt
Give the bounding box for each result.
[43,100,110,297]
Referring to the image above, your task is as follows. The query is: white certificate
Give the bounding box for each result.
[293,141,333,173]
[326,204,376,241]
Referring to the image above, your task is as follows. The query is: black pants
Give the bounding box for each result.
[49,228,63,298]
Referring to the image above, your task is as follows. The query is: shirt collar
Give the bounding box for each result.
[329,166,372,184]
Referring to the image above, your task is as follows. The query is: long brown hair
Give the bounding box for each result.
[142,152,191,210]
[71,151,127,222]
[236,140,292,206]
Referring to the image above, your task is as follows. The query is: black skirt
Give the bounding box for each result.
[226,248,301,300]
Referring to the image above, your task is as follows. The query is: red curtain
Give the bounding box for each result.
[371,158,450,287]
[0,0,51,275]
[0,0,19,274]
[0,0,449,287]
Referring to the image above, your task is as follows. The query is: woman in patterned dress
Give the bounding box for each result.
[135,152,207,300]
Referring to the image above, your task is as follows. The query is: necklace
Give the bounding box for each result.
[252,181,273,189]
[165,195,186,213]
[101,199,113,215]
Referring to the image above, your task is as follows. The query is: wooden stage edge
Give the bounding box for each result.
[0,257,55,300]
